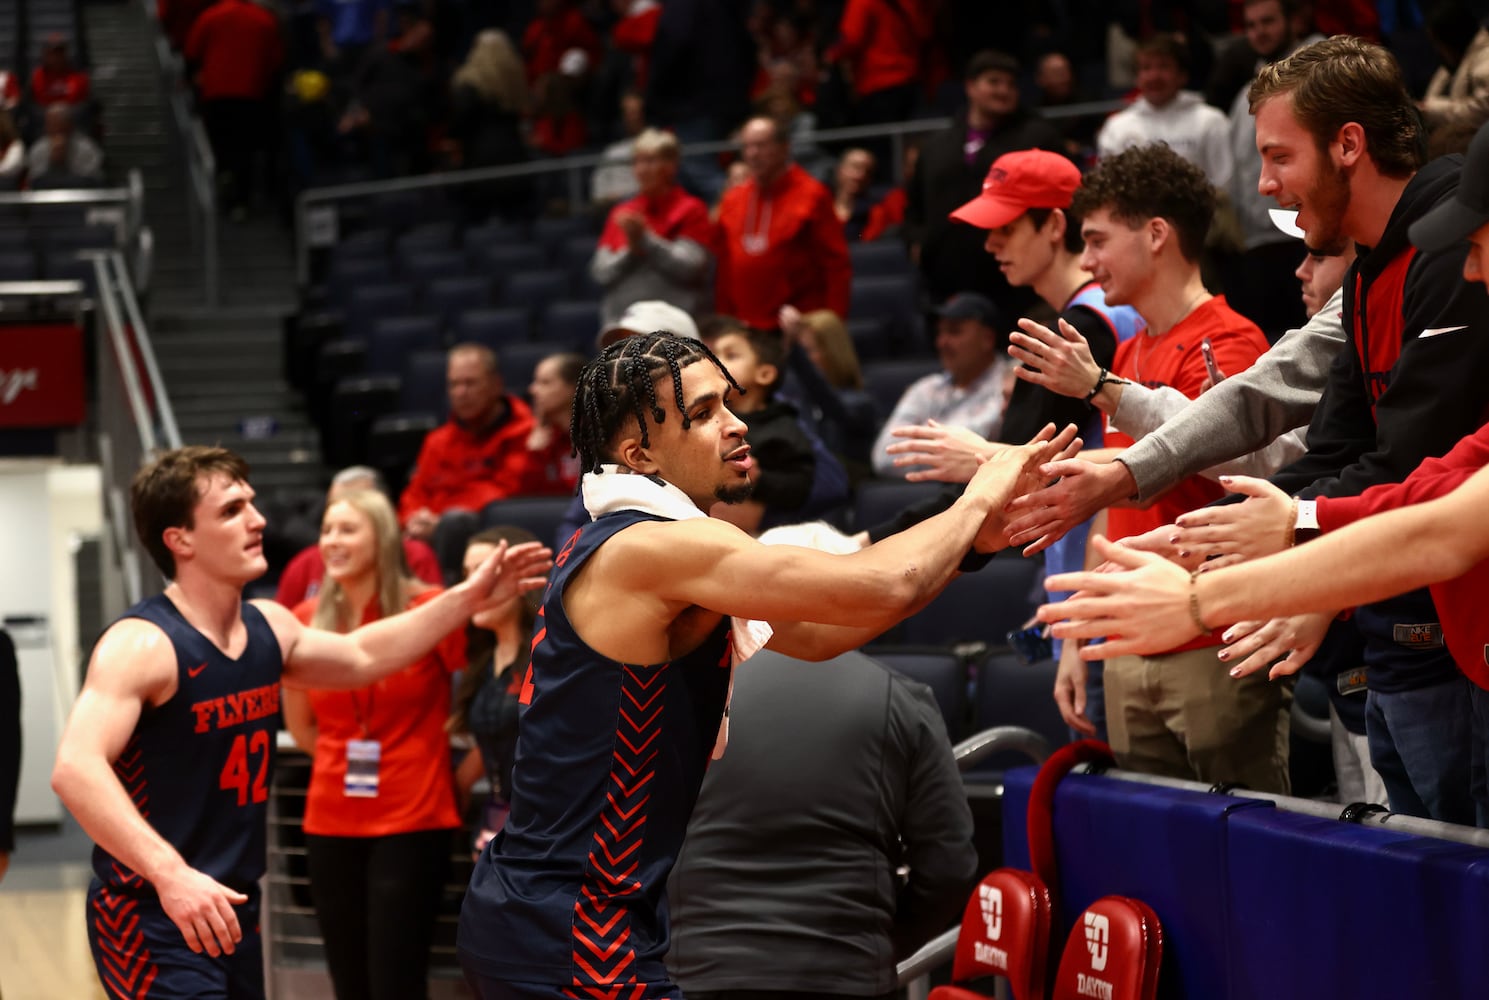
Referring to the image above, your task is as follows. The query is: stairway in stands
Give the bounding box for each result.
[83,0,325,503]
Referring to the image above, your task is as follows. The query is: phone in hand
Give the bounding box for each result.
[1201,337,1225,385]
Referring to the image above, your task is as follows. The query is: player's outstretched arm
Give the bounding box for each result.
[51,621,247,956]
[1040,464,1489,657]
[269,540,551,689]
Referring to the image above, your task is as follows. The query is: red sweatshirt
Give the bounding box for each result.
[714,164,851,329]
[185,0,283,102]
[1316,423,1489,688]
[31,66,89,106]
[829,0,932,97]
[398,397,536,521]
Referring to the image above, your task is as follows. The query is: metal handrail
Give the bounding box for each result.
[294,101,1124,285]
[146,0,218,305]
[90,250,180,612]
[894,724,1053,996]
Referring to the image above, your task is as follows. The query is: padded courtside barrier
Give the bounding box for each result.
[1003,766,1489,998]
[1050,896,1163,1000]
[929,869,1054,1000]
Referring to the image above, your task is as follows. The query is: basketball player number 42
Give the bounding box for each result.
[220,730,271,806]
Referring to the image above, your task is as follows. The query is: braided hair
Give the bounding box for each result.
[571,331,744,475]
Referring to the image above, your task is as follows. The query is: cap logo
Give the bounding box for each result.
[983,166,1008,192]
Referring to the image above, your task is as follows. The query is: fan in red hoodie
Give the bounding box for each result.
[31,35,90,107]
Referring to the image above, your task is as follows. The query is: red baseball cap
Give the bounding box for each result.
[950,149,1083,230]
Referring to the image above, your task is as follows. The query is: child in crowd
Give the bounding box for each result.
[699,316,819,534]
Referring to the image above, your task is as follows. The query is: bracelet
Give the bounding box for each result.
[1286,498,1299,549]
[1188,569,1209,633]
[1084,367,1118,403]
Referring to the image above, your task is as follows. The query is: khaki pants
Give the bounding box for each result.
[1103,647,1293,794]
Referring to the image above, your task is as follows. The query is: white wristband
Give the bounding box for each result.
[1295,499,1318,530]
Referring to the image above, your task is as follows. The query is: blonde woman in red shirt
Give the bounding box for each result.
[283,488,466,1000]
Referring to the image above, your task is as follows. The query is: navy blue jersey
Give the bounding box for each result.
[458,510,732,988]
[91,595,283,895]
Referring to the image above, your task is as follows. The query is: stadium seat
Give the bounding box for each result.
[480,495,575,547]
[971,652,1069,773]
[38,224,116,251]
[399,349,448,416]
[538,300,601,351]
[400,248,469,287]
[329,256,394,307]
[850,274,921,350]
[850,240,911,277]
[928,868,1054,1000]
[869,648,968,742]
[369,190,438,231]
[366,412,439,498]
[396,220,459,254]
[366,316,441,375]
[499,269,568,316]
[480,243,549,275]
[0,251,36,282]
[847,317,892,361]
[40,254,98,292]
[463,218,529,252]
[861,357,942,421]
[1050,896,1162,1000]
[344,282,416,342]
[497,341,566,394]
[900,557,1041,649]
[328,227,391,265]
[558,233,598,275]
[326,375,402,468]
[453,308,530,350]
[851,478,945,535]
[532,216,593,257]
[424,276,493,331]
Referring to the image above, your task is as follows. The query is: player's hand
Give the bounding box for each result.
[156,865,248,956]
[1008,316,1102,400]
[462,540,553,614]
[1173,476,1292,570]
[1004,459,1137,556]
[886,419,996,483]
[1038,535,1199,658]
[1052,638,1096,736]
[1112,522,1205,572]
[1219,611,1333,681]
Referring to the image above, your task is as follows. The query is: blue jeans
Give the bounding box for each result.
[1364,677,1475,824]
[1467,684,1489,828]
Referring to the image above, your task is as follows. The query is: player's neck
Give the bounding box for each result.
[164,576,245,650]
[1036,253,1090,313]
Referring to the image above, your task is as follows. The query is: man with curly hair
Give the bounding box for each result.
[1046,142,1281,789]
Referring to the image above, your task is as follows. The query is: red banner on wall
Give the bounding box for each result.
[0,323,86,427]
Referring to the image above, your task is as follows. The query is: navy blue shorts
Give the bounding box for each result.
[87,881,264,999]
[459,967,684,1000]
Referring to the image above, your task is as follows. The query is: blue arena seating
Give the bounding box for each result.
[344,283,416,342]
[399,349,447,416]
[399,248,470,287]
[366,315,441,375]
[480,495,575,549]
[869,647,969,742]
[479,243,549,275]
[499,269,569,316]
[539,300,602,351]
[971,652,1069,774]
[497,340,566,393]
[849,240,912,277]
[453,307,529,350]
[900,556,1041,649]
[424,276,493,331]
[850,274,921,351]
[860,357,942,421]
[850,478,945,535]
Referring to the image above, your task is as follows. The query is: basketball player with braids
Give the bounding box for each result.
[457,331,1070,1000]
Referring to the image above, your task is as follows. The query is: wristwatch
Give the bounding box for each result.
[1293,498,1320,544]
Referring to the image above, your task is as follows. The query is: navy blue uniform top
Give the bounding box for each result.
[458,510,732,988]
[91,595,283,895]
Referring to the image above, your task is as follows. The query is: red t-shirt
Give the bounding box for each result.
[1105,295,1270,652]
[31,66,90,106]
[398,398,537,523]
[517,425,579,497]
[293,590,466,837]
[1317,424,1489,689]
[714,164,852,329]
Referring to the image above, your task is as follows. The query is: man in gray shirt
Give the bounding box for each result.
[668,648,977,1000]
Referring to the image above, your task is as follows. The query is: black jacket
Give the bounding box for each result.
[1270,155,1489,692]
[905,109,1063,315]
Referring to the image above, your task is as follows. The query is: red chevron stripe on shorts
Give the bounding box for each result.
[92,888,159,999]
[571,664,665,987]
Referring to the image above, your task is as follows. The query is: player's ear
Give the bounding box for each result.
[614,434,660,475]
[163,525,192,562]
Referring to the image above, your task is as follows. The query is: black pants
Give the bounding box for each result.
[305,828,454,1000]
[203,97,270,212]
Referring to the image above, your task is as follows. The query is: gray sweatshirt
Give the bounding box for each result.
[590,230,712,326]
[1118,287,1346,500]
